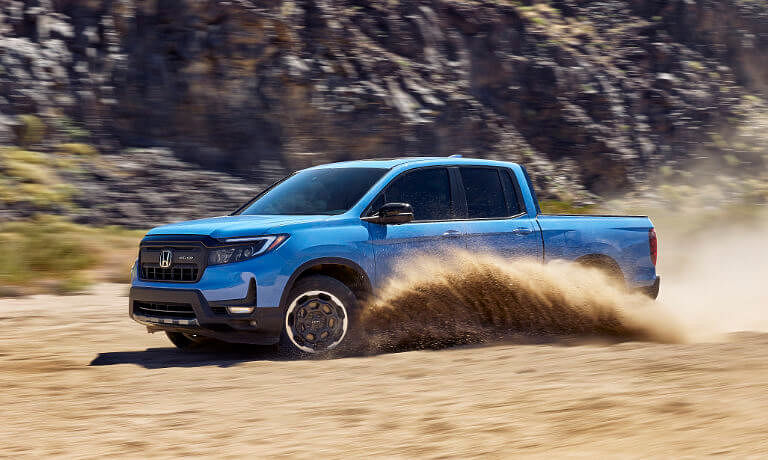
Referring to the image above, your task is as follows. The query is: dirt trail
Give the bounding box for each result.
[2,284,768,458]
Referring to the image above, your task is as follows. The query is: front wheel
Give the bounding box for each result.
[280,275,357,357]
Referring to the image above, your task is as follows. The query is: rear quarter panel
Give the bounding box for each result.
[537,215,656,287]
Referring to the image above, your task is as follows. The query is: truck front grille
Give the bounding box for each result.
[138,242,205,283]
[133,301,196,319]
[140,264,199,282]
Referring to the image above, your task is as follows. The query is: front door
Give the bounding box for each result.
[366,167,467,287]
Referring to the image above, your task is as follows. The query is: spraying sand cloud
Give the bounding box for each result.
[360,251,684,352]
[656,210,768,339]
[357,206,768,353]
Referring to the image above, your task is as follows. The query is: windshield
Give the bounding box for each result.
[237,167,387,216]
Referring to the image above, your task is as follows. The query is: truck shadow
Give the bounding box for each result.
[89,334,635,369]
[89,345,289,369]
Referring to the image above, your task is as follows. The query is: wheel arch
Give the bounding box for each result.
[280,258,373,309]
[576,254,625,283]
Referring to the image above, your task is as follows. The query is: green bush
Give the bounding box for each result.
[4,160,53,184]
[0,219,96,284]
[0,148,78,207]
[56,143,99,156]
[1,148,48,164]
[539,200,597,215]
[18,183,76,208]
[17,114,45,147]
[724,154,741,167]
[0,216,144,295]
[57,274,91,295]
[52,116,90,140]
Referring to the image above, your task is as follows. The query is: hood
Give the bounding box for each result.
[146,215,330,239]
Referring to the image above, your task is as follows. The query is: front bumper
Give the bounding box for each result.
[129,286,283,345]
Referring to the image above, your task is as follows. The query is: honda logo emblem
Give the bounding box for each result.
[159,249,173,268]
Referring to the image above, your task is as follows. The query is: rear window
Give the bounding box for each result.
[501,170,522,215]
[459,168,507,219]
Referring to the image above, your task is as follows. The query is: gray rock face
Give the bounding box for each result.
[62,149,271,229]
[1,0,767,206]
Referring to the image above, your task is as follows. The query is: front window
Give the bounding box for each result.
[382,168,453,221]
[237,167,387,215]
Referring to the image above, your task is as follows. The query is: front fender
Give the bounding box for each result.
[278,256,373,310]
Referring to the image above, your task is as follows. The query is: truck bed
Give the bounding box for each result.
[536,214,656,288]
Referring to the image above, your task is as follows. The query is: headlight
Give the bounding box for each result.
[207,235,288,265]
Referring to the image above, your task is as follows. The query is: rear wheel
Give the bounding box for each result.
[280,275,357,357]
[165,331,215,351]
[578,256,626,286]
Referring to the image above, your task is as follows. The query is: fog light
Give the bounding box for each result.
[227,306,255,314]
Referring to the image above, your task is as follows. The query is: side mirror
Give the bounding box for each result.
[362,202,414,225]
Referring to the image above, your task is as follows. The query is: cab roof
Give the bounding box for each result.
[308,156,520,170]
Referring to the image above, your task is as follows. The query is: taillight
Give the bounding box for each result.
[649,228,658,266]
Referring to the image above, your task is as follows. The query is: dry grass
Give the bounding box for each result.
[55,143,99,156]
[0,216,143,296]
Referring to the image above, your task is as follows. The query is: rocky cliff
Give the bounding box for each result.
[2,0,768,222]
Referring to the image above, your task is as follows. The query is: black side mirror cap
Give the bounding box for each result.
[361,202,414,225]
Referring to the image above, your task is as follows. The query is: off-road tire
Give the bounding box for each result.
[279,274,358,358]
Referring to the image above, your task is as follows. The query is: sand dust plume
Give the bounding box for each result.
[655,210,768,339]
[359,252,684,352]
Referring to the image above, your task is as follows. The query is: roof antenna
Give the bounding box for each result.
[449,154,463,158]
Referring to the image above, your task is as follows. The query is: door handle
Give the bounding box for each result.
[442,230,462,237]
[512,227,533,236]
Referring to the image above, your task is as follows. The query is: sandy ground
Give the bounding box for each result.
[1,284,768,458]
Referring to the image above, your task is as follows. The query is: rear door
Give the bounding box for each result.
[458,167,543,260]
[366,167,467,286]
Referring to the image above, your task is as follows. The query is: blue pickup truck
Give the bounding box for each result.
[130,157,659,354]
